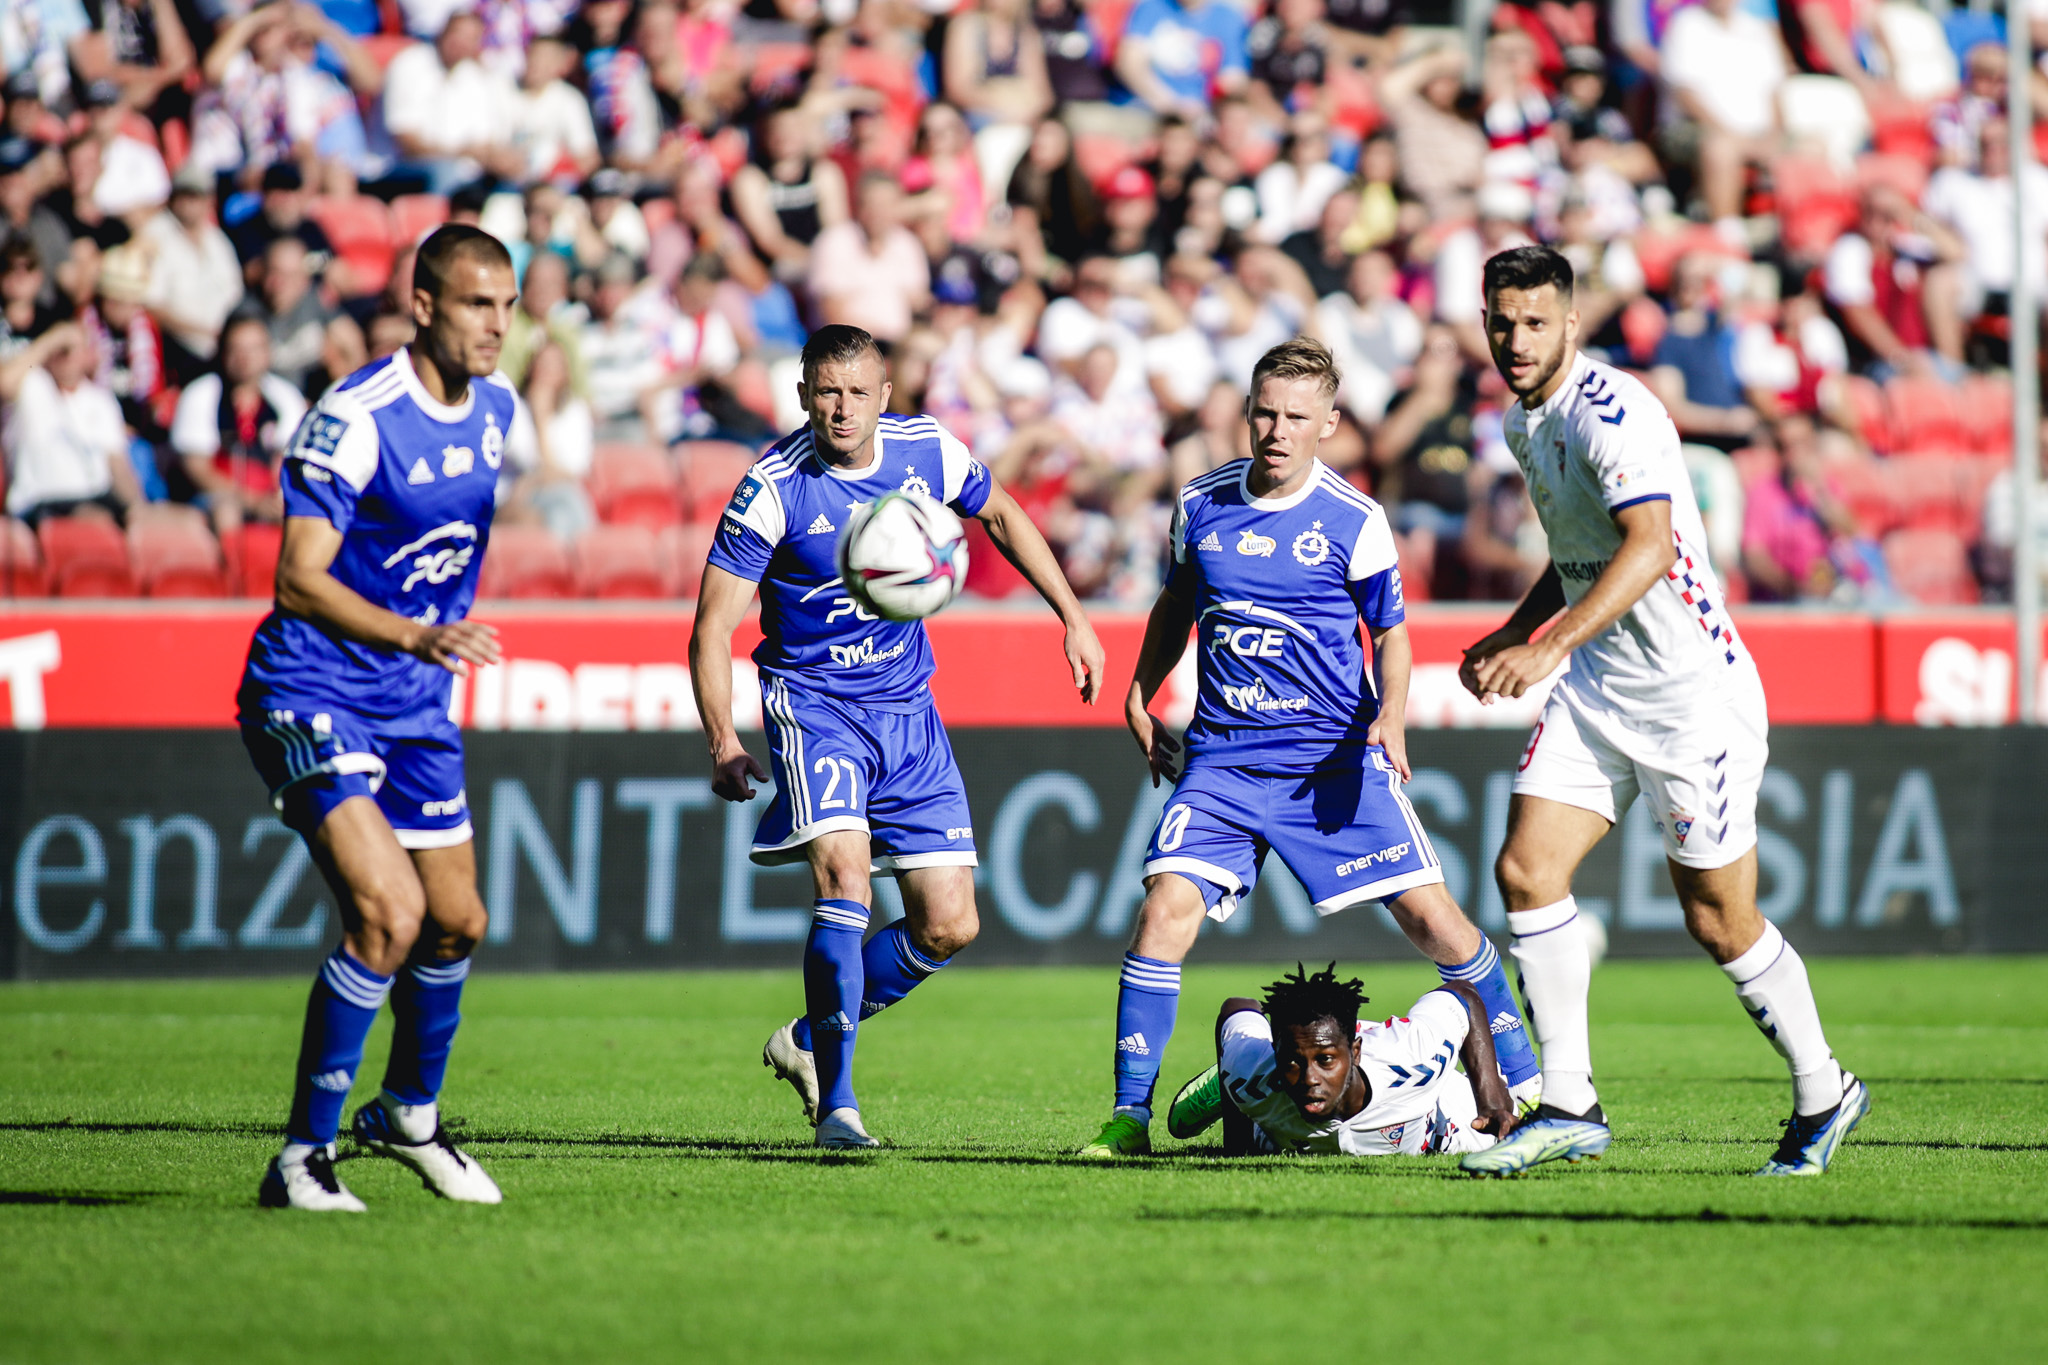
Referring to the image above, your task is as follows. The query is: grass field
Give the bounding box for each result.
[2,957,2045,1364]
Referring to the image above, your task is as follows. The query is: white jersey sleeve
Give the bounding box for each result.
[1573,369,1689,516]
[1346,506,1399,581]
[724,464,789,548]
[288,388,381,492]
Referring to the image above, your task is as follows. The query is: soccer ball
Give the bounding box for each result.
[837,490,970,621]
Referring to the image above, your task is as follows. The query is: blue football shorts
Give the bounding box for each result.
[240,700,473,848]
[754,676,977,874]
[1143,747,1444,920]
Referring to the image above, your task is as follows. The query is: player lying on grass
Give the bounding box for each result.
[239,225,516,1211]
[1080,337,1538,1159]
[1164,964,1520,1157]
[692,324,1104,1149]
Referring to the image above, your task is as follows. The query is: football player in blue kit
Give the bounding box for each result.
[240,225,516,1210]
[1080,338,1539,1158]
[691,325,1106,1148]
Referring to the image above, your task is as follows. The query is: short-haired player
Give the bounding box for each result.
[1079,338,1539,1158]
[693,324,1105,1148]
[242,225,518,1210]
[1164,965,1520,1158]
[1458,246,1866,1177]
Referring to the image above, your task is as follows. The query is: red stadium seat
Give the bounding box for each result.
[360,32,415,69]
[477,525,579,599]
[1073,132,1144,189]
[677,441,763,522]
[1856,152,1929,202]
[1953,456,2009,541]
[1959,374,2014,455]
[587,443,682,527]
[0,518,51,597]
[306,196,396,297]
[128,504,229,597]
[223,521,282,598]
[1885,456,1969,536]
[1827,457,1895,536]
[1771,155,1858,258]
[574,525,668,599]
[1884,376,1968,452]
[1883,528,1977,604]
[1837,375,1890,452]
[38,517,137,597]
[658,523,716,597]
[388,194,450,246]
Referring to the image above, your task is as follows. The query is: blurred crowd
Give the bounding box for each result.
[0,0,2044,604]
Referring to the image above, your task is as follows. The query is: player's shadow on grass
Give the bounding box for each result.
[0,1189,161,1206]
[0,1119,276,1138]
[1136,1207,2048,1232]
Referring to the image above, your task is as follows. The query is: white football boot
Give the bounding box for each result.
[814,1107,881,1150]
[258,1143,367,1212]
[351,1096,503,1203]
[763,1017,821,1122]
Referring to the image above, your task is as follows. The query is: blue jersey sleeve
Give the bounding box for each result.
[280,457,359,533]
[706,466,784,582]
[1348,564,1406,630]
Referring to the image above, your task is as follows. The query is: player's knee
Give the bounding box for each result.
[811,856,871,904]
[429,892,489,954]
[921,901,978,958]
[353,871,428,940]
[1493,846,1549,906]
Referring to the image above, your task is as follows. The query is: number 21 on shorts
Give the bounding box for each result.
[814,756,861,811]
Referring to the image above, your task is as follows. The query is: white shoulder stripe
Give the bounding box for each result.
[1319,479,1378,516]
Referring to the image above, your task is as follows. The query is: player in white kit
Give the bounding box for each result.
[1162,965,1519,1158]
[1456,247,1867,1178]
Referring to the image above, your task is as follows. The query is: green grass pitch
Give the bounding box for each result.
[3,957,2045,1363]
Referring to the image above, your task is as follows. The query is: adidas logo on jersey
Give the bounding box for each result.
[406,457,434,485]
[807,514,837,535]
[1116,1032,1149,1056]
[1196,531,1222,552]
[1489,1012,1524,1036]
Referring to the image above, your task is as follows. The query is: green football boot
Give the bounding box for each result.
[1167,1066,1224,1139]
[1078,1113,1152,1158]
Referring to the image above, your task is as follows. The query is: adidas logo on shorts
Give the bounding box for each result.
[807,514,836,535]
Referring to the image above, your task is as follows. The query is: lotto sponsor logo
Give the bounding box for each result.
[1556,559,1609,582]
[1335,843,1411,877]
[1236,530,1277,558]
[441,444,476,478]
[1116,1032,1150,1056]
[828,636,910,669]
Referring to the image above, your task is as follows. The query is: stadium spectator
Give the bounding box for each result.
[1116,0,1249,121]
[1925,117,2048,344]
[728,104,845,284]
[0,233,63,358]
[380,10,522,191]
[942,0,1053,187]
[142,161,245,377]
[0,135,70,286]
[807,172,929,344]
[1658,0,1786,236]
[195,1,386,192]
[1741,414,1868,602]
[1316,248,1422,426]
[1253,111,1347,246]
[83,242,166,440]
[0,321,141,527]
[1373,324,1483,588]
[501,248,585,391]
[68,0,196,115]
[72,78,170,218]
[510,32,602,184]
[1823,183,1968,378]
[224,162,334,285]
[500,339,597,541]
[580,251,666,439]
[169,312,307,536]
[1649,253,1760,449]
[1380,42,1486,222]
[251,236,346,394]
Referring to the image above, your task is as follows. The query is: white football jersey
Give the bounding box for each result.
[1504,351,1759,719]
[1218,991,1493,1157]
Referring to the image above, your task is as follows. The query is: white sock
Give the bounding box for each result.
[1509,897,1598,1116]
[381,1091,439,1144]
[1720,923,1843,1116]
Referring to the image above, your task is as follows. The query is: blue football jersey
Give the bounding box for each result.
[239,349,516,720]
[1169,459,1405,768]
[707,413,993,707]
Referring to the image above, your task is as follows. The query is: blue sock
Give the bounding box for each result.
[286,947,393,1146]
[1438,937,1540,1089]
[1112,952,1181,1119]
[860,922,947,1018]
[382,956,471,1106]
[804,898,869,1117]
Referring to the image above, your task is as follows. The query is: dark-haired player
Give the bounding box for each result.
[1460,245,1864,1177]
[692,324,1104,1149]
[1080,337,1538,1159]
[1165,965,1520,1157]
[241,225,517,1210]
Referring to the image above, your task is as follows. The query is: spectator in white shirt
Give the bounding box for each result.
[379,11,522,192]
[509,34,600,185]
[0,321,140,525]
[1315,250,1422,426]
[1925,117,2048,327]
[170,313,307,536]
[1658,0,1787,235]
[1253,110,1350,245]
[1036,253,1149,394]
[142,161,245,376]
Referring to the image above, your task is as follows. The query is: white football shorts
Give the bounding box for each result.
[1511,671,1768,869]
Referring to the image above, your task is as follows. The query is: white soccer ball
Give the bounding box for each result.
[837,490,970,622]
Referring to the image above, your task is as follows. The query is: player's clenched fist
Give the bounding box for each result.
[711,747,768,803]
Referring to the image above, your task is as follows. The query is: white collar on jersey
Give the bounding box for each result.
[1524,349,1590,422]
[814,424,888,481]
[1240,457,1326,511]
[394,344,478,424]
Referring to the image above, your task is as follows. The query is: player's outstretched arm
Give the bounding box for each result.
[690,564,768,802]
[1469,499,1675,702]
[1437,980,1519,1138]
[1125,582,1196,786]
[974,483,1106,704]
[1366,620,1414,781]
[1458,564,1566,701]
[274,515,499,673]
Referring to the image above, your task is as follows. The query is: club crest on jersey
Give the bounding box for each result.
[1379,1124,1406,1146]
[481,412,504,469]
[1670,808,1694,846]
[1291,520,1331,567]
[441,444,475,477]
[1236,529,1276,557]
[899,465,934,498]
